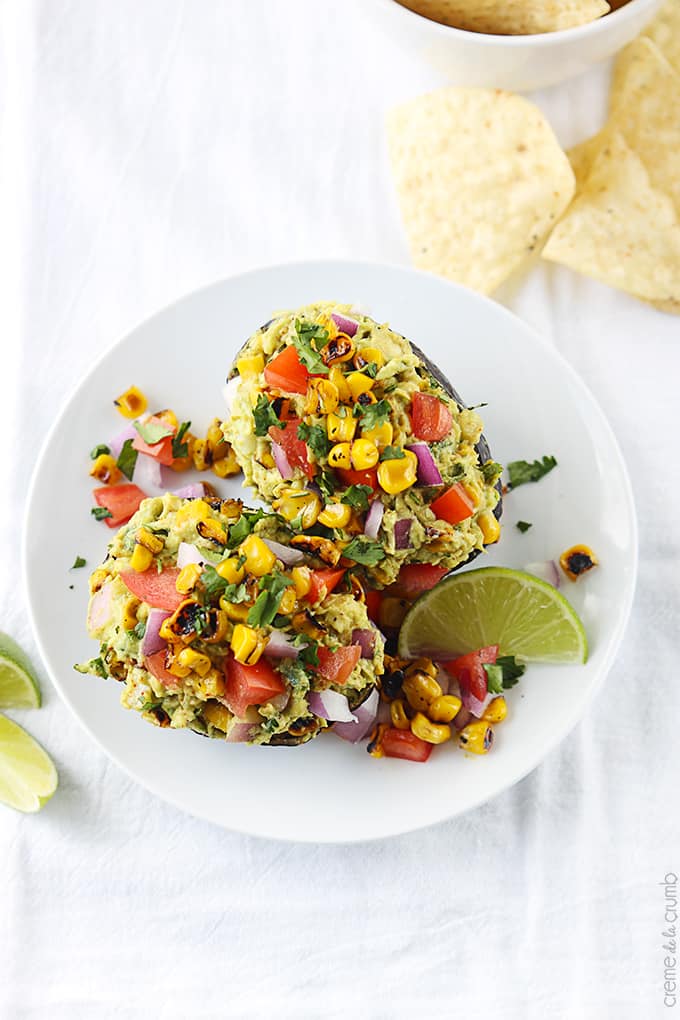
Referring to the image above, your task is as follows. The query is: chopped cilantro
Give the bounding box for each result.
[91,506,113,521]
[449,463,466,482]
[117,438,138,480]
[279,658,312,689]
[296,636,320,667]
[483,663,504,695]
[488,656,526,690]
[481,461,503,484]
[71,555,86,569]
[297,423,329,460]
[247,572,293,628]
[252,395,281,437]
[516,520,532,534]
[292,319,329,375]
[172,421,191,458]
[507,455,557,489]
[90,444,110,460]
[318,469,339,500]
[353,399,391,430]
[201,565,248,602]
[227,509,266,548]
[342,537,386,566]
[133,419,174,445]
[74,656,107,678]
[340,484,372,512]
[129,620,146,640]
[362,362,379,379]
[380,445,405,461]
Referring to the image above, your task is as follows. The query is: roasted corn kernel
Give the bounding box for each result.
[428,694,462,724]
[329,366,351,402]
[320,334,355,367]
[273,491,321,529]
[367,723,388,758]
[318,503,352,529]
[236,353,265,377]
[291,534,341,566]
[406,658,438,681]
[328,442,352,470]
[176,563,202,595]
[90,454,122,486]
[326,408,357,443]
[216,557,245,584]
[478,510,501,545]
[462,481,482,509]
[278,586,297,616]
[114,386,147,419]
[482,696,508,724]
[191,437,210,472]
[176,647,212,677]
[240,534,277,577]
[206,419,230,461]
[458,721,494,754]
[379,597,410,630]
[203,701,232,732]
[353,346,384,371]
[347,371,375,401]
[402,671,443,713]
[136,528,164,554]
[411,712,452,744]
[196,518,227,547]
[154,408,178,430]
[559,544,599,582]
[305,378,339,416]
[175,499,210,525]
[193,669,227,700]
[291,566,312,599]
[130,543,154,573]
[390,699,410,730]
[219,597,250,622]
[167,654,191,679]
[212,451,240,478]
[231,624,266,665]
[350,438,379,471]
[361,420,393,450]
[122,597,140,631]
[377,450,418,495]
[89,568,109,594]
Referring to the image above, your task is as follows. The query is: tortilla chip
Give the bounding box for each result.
[568,132,607,189]
[543,132,680,308]
[387,88,575,295]
[394,0,609,34]
[642,0,680,74]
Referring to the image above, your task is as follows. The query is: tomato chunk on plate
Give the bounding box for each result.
[410,392,453,442]
[306,569,345,605]
[264,346,310,395]
[445,645,499,705]
[144,650,180,688]
[382,728,433,762]
[269,419,315,479]
[336,466,379,491]
[315,645,362,686]
[121,567,184,611]
[223,655,286,718]
[430,484,475,525]
[131,420,175,467]
[93,484,147,528]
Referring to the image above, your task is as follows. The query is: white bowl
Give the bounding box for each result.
[367,0,663,91]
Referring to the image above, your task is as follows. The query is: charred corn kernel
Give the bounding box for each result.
[159,618,177,643]
[203,701,232,732]
[260,451,276,469]
[278,586,297,615]
[167,655,191,679]
[377,450,418,495]
[353,346,384,371]
[192,437,210,472]
[559,544,599,581]
[347,371,375,401]
[194,669,227,700]
[218,498,244,522]
[236,353,265,377]
[326,408,357,443]
[350,438,379,470]
[219,597,250,622]
[176,563,202,594]
[216,557,245,584]
[136,528,164,554]
[89,568,109,594]
[482,696,507,724]
[212,453,240,478]
[130,543,154,573]
[175,499,210,525]
[428,694,462,724]
[176,647,212,677]
[90,453,122,486]
[329,366,351,402]
[202,608,228,644]
[367,723,388,758]
[318,503,352,529]
[402,671,443,713]
[206,419,229,458]
[291,566,312,598]
[478,510,501,545]
[361,420,393,450]
[379,597,411,630]
[122,597,140,631]
[320,334,355,367]
[273,491,321,529]
[114,385,147,419]
[240,534,277,577]
[169,430,196,472]
[462,482,482,509]
[315,313,338,339]
[154,408,178,430]
[458,720,494,754]
[355,391,377,407]
[406,658,438,680]
[411,712,452,744]
[305,378,339,416]
[231,624,266,665]
[390,699,410,730]
[328,442,351,469]
[196,518,227,546]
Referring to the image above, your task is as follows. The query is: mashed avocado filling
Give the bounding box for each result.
[77,493,383,745]
[223,302,502,586]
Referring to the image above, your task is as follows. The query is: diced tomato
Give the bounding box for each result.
[445,646,499,705]
[389,563,449,600]
[264,346,310,395]
[430,484,475,525]
[121,567,185,611]
[410,392,453,443]
[382,728,433,762]
[223,655,286,718]
[131,416,176,466]
[269,419,315,479]
[93,484,147,528]
[336,466,379,491]
[365,589,382,625]
[315,645,362,686]
[307,569,345,605]
[144,650,180,688]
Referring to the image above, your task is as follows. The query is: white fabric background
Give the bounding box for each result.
[1,2,678,1018]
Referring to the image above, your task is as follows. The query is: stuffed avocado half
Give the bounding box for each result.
[222,302,503,587]
[78,493,384,746]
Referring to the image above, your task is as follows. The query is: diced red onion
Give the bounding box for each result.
[268,692,290,712]
[265,630,301,659]
[132,451,162,491]
[525,560,561,589]
[333,689,379,743]
[226,721,254,743]
[108,423,138,460]
[394,519,412,550]
[141,608,172,656]
[364,498,384,539]
[351,628,376,659]
[87,582,113,632]
[376,698,391,725]
[406,443,443,485]
[262,538,304,566]
[171,482,206,499]
[176,542,205,569]
[331,313,358,337]
[309,689,356,723]
[271,440,293,480]
[222,377,241,416]
[453,706,473,731]
[435,666,450,695]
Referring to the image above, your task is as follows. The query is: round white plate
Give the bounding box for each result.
[24,262,637,842]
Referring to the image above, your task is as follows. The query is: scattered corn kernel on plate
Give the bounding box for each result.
[23,261,637,842]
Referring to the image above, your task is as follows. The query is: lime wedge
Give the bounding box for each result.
[0,714,58,812]
[398,566,588,664]
[0,634,42,709]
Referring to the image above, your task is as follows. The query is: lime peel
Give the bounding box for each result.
[0,714,58,812]
[0,633,42,709]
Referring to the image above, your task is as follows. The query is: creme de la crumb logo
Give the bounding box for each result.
[662,873,678,1009]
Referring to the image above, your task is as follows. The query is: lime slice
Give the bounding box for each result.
[398,566,588,664]
[0,714,58,812]
[0,634,41,709]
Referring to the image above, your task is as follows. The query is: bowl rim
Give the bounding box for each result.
[374,0,659,45]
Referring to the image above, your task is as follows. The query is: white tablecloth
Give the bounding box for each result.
[2,2,678,1017]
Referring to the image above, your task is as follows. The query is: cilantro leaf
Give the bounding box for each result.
[71,555,86,569]
[227,509,266,548]
[481,461,503,484]
[129,620,146,640]
[340,484,372,512]
[318,468,339,500]
[117,438,138,480]
[296,637,320,667]
[353,399,391,430]
[342,537,386,566]
[516,520,532,534]
[252,395,281,437]
[380,445,405,461]
[201,565,248,602]
[172,421,191,458]
[279,657,312,689]
[90,444,110,460]
[362,362,379,379]
[291,319,329,375]
[507,456,557,489]
[297,423,329,460]
[482,663,504,695]
[497,656,526,690]
[133,419,174,445]
[91,506,113,521]
[247,572,293,628]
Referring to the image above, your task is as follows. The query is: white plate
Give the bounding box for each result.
[23,262,637,843]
